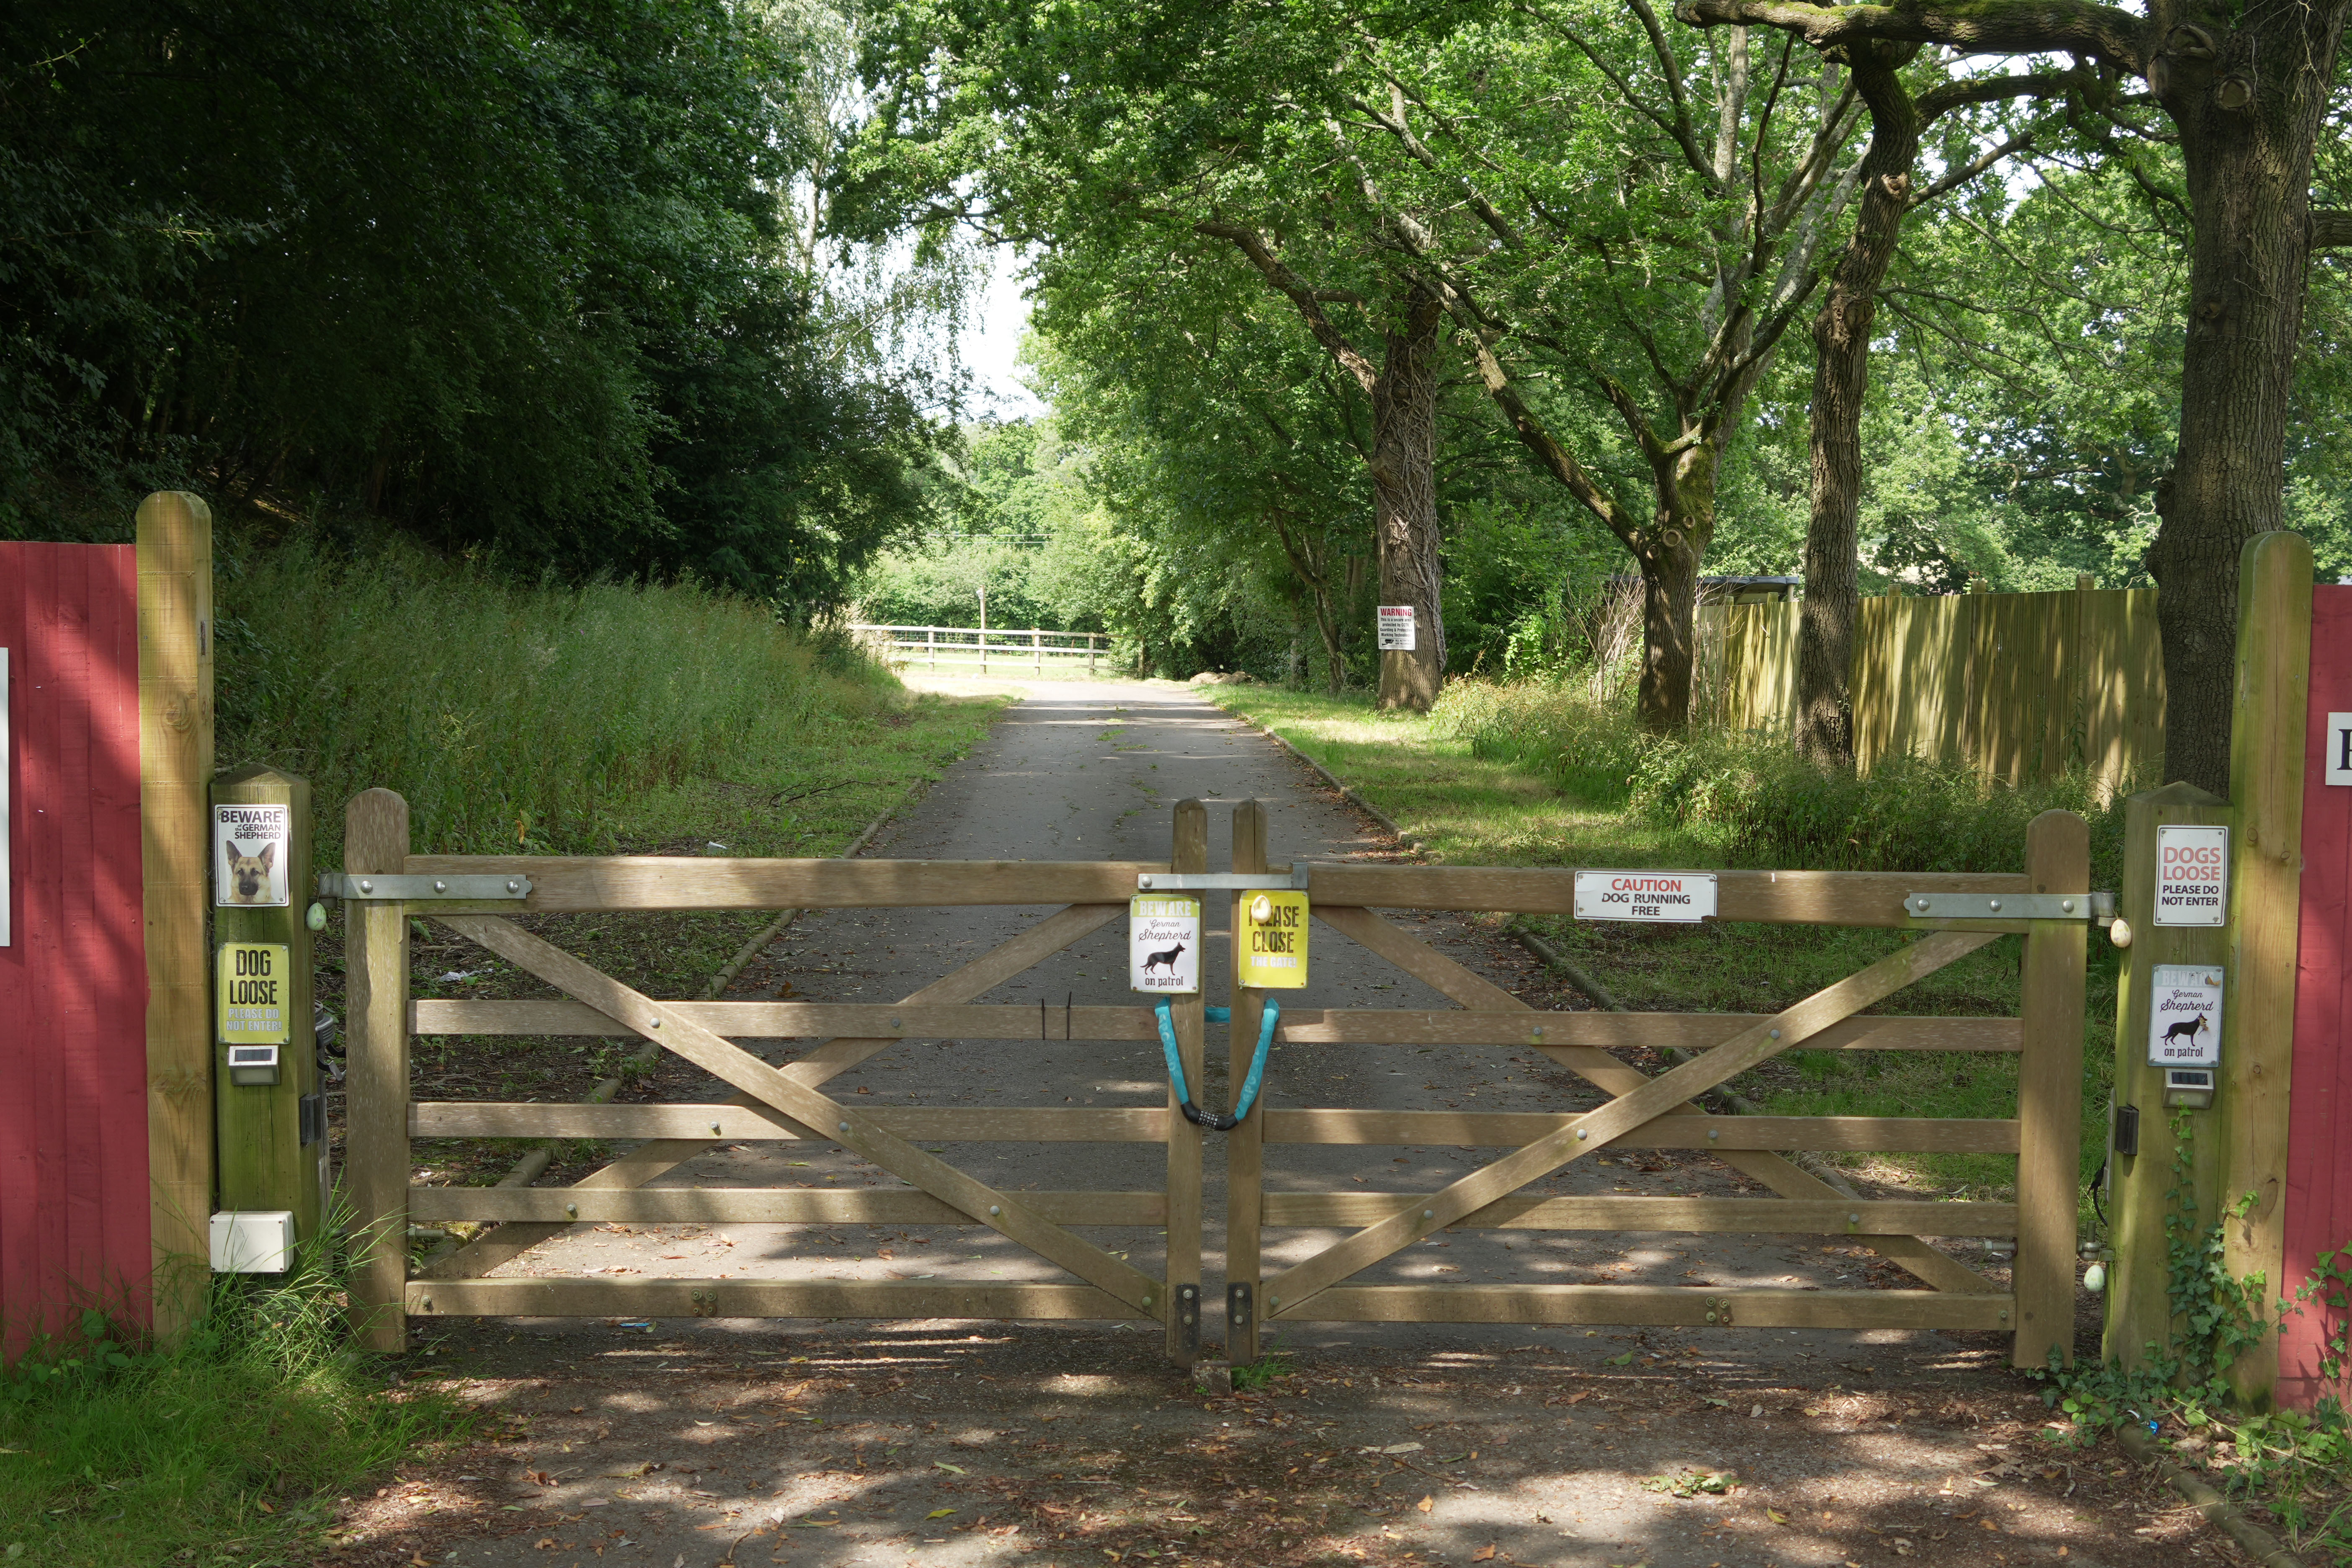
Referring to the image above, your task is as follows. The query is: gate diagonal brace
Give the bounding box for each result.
[1310,905,1999,1298]
[418,903,1122,1282]
[439,913,1165,1316]
[1262,927,2002,1316]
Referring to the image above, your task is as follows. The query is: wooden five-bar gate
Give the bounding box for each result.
[342,792,2090,1369]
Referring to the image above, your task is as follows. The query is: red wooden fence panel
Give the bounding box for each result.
[2286,584,2352,1409]
[0,542,151,1349]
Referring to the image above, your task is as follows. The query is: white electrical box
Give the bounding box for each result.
[210,1210,297,1273]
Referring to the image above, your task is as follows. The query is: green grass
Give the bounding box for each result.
[217,526,996,864]
[1210,682,2123,1205]
[0,1226,470,1568]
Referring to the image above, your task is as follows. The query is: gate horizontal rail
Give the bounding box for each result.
[387,853,2035,924]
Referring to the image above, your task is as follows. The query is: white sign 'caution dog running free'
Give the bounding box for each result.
[1129,893,1202,994]
[1573,870,1718,923]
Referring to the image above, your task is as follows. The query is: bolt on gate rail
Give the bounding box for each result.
[336,792,2091,1369]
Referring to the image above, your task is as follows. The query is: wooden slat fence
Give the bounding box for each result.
[1697,585,2163,792]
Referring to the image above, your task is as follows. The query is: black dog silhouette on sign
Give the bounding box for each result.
[2163,1013,2211,1047]
[1142,942,1188,976]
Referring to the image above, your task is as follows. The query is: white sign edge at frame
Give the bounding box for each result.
[2324,711,2352,785]
[1572,869,1719,923]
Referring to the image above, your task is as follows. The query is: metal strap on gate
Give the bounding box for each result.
[1137,869,1310,891]
[1904,890,2114,921]
[318,873,533,900]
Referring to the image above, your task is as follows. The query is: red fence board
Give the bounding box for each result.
[0,542,150,1349]
[2286,585,2352,1408]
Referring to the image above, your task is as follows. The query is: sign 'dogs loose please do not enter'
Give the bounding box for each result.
[2153,824,2229,927]
[1573,871,1719,923]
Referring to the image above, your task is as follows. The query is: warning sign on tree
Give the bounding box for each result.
[2153,824,2228,927]
[2146,965,2223,1068]
[1376,605,1416,651]
[1129,894,1201,993]
[1573,870,1718,923]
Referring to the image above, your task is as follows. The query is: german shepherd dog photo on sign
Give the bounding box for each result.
[222,841,279,904]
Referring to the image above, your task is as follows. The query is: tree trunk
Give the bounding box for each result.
[2145,4,2348,795]
[1369,288,1448,711]
[1795,47,1921,766]
[1633,447,1717,731]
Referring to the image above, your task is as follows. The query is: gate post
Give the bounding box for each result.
[137,491,217,1338]
[1164,799,1207,1367]
[2104,782,2230,1371]
[211,765,323,1239]
[2218,530,2313,1406]
[344,788,412,1351]
[2014,808,2089,1367]
[1225,800,1269,1364]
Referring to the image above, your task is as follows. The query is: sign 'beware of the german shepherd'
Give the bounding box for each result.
[2148,964,2224,1068]
[214,802,291,908]
[1129,893,1201,994]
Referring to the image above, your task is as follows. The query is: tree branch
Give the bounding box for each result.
[2314,209,2352,250]
[1193,221,1383,395]
[1671,0,2152,75]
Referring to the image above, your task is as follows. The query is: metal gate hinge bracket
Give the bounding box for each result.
[319,872,533,901]
[1176,1283,1200,1355]
[1904,891,2112,921]
[1138,869,1310,892]
[1227,1281,1254,1332]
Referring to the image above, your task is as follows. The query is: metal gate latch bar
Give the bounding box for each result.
[1137,869,1310,891]
[318,873,533,900]
[1904,891,2113,921]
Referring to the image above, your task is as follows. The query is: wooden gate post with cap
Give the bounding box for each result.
[137,490,216,1338]
[211,765,322,1238]
[2014,808,2089,1368]
[2103,782,2231,1371]
[1164,799,1207,1367]
[343,788,412,1351]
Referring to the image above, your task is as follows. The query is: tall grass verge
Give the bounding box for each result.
[0,1218,469,1567]
[1436,676,2130,884]
[215,529,901,862]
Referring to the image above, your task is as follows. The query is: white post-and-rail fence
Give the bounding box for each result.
[849,624,1107,675]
